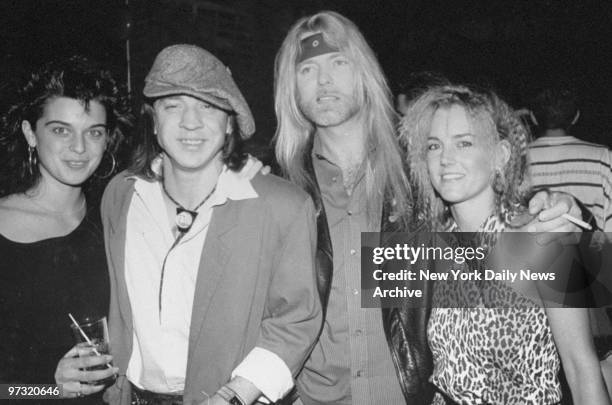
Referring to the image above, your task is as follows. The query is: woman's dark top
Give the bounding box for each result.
[0,206,109,402]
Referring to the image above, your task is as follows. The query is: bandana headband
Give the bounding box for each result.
[297,32,340,63]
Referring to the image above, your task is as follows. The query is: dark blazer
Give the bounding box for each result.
[102,171,322,405]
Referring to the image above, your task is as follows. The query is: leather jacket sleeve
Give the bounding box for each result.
[380,203,435,404]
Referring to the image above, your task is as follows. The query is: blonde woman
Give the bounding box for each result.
[399,84,609,404]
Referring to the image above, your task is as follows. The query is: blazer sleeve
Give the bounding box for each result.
[255,196,322,376]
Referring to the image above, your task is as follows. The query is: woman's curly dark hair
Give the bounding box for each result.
[398,83,532,229]
[0,55,133,198]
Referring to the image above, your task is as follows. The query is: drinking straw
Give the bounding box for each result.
[68,313,112,369]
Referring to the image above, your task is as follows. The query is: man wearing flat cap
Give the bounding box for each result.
[101,44,322,405]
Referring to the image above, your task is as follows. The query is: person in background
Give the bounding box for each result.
[399,83,610,405]
[0,55,132,401]
[395,71,449,116]
[102,44,321,405]
[273,10,584,405]
[528,85,612,232]
[528,85,612,397]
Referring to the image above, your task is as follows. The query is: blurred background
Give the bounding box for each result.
[2,0,611,157]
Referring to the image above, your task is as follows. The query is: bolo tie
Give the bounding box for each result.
[157,182,216,320]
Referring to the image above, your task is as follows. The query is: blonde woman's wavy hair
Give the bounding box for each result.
[398,84,531,230]
[274,10,411,227]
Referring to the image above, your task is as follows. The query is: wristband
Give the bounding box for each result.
[216,385,246,405]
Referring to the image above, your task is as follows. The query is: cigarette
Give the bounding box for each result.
[562,213,592,230]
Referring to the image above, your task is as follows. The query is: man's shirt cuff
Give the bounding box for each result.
[231,346,293,402]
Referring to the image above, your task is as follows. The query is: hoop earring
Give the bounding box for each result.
[96,151,117,179]
[27,146,37,175]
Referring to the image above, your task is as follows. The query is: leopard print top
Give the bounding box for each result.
[428,214,562,405]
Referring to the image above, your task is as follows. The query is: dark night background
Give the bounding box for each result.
[1,0,612,157]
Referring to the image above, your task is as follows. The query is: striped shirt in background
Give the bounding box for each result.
[528,135,612,338]
[528,135,612,232]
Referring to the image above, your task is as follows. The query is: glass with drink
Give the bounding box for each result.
[70,315,116,386]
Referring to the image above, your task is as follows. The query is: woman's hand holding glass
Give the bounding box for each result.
[55,345,118,398]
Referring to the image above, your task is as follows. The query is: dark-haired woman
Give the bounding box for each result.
[0,56,132,401]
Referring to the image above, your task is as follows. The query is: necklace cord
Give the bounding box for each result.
[157,180,217,320]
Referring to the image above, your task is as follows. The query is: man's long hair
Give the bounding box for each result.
[273,10,411,228]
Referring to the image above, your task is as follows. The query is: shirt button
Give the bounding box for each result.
[350,249,356,255]
[355,329,363,337]
[352,288,359,295]
[356,370,364,377]
[347,210,353,216]
[332,176,337,182]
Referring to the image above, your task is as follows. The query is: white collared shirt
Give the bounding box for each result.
[124,160,292,400]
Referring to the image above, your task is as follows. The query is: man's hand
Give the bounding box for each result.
[525,190,583,245]
[238,155,271,180]
[203,376,263,405]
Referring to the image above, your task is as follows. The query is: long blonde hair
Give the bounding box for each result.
[274,10,411,227]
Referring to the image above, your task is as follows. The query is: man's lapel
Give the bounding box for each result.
[108,180,135,327]
[187,201,241,358]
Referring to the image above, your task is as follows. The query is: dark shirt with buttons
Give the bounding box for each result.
[296,137,405,405]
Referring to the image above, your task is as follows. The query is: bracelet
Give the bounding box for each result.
[215,385,246,405]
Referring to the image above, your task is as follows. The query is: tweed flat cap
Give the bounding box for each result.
[144,44,255,138]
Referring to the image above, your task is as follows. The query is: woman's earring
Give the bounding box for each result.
[95,151,117,179]
[493,168,505,194]
[27,146,37,175]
